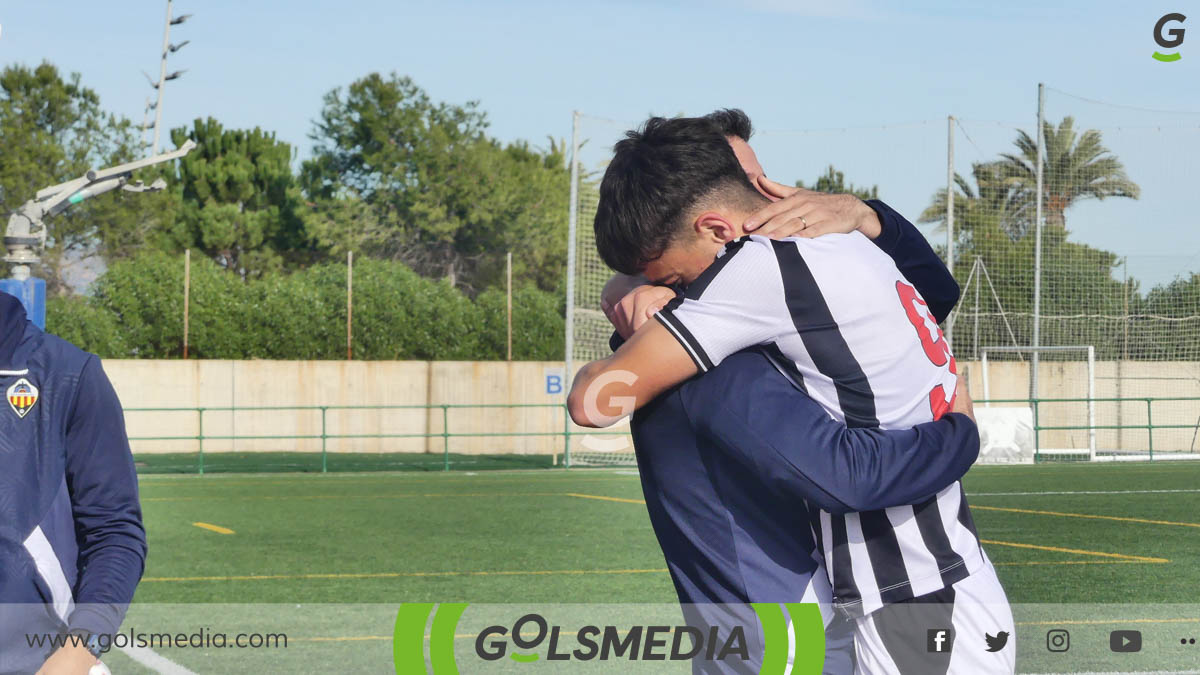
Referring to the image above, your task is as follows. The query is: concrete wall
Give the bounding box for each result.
[106,360,572,455]
[960,359,1200,453]
[103,359,1200,456]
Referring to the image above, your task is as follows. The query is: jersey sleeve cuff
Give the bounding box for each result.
[864,199,902,254]
[654,308,715,372]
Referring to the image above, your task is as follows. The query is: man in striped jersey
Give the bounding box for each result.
[569,115,1014,673]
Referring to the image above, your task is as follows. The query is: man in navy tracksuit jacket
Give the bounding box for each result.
[618,200,974,673]
[0,293,146,673]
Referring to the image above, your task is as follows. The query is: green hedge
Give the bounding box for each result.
[47,254,564,360]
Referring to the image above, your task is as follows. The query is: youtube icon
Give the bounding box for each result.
[1110,630,1143,653]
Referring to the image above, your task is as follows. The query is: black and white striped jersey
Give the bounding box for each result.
[655,232,984,617]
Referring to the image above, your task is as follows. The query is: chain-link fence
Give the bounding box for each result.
[565,87,1200,461]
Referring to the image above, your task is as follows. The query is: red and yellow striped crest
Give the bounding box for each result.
[6,378,38,419]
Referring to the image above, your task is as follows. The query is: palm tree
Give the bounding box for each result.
[994,116,1139,230]
[920,161,1031,242]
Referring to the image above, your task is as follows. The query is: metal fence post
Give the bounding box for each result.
[1146,398,1154,460]
[563,111,580,470]
[442,405,450,471]
[562,404,571,468]
[320,406,328,474]
[197,407,205,475]
[1030,82,1045,408]
[1032,399,1040,463]
[945,114,955,344]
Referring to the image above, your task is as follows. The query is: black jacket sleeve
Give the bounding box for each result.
[64,357,147,637]
[865,199,959,323]
[681,351,979,514]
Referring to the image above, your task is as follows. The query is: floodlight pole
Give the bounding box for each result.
[151,0,173,154]
[1031,83,1045,407]
[149,1,190,154]
[945,114,955,343]
[563,111,581,467]
[140,96,153,152]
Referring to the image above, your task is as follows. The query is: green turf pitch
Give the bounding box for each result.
[119,462,1200,673]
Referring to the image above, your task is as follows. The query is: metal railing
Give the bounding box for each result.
[124,404,630,473]
[124,397,1200,473]
[979,396,1200,461]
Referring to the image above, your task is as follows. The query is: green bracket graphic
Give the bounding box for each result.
[1153,51,1182,62]
[431,604,468,673]
[751,603,826,675]
[393,603,434,674]
[784,604,826,675]
[394,602,469,674]
[395,602,827,673]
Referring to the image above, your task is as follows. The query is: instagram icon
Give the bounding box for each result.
[1047,630,1070,653]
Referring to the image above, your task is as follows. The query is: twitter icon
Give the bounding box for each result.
[985,631,1010,652]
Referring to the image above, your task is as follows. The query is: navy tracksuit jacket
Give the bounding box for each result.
[0,293,146,673]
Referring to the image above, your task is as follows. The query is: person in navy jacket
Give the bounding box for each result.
[603,193,974,674]
[0,292,146,674]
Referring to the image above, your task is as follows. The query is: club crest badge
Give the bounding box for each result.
[7,378,38,419]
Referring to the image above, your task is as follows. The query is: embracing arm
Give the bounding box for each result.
[573,238,791,427]
[568,319,698,427]
[64,357,147,638]
[682,351,979,513]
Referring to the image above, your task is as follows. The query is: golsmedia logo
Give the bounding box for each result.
[393,603,826,673]
[1153,13,1186,62]
[475,613,747,663]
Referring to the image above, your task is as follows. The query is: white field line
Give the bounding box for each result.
[971,489,1200,497]
[116,644,198,675]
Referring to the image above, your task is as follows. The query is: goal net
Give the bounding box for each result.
[562,98,1200,467]
[564,113,639,466]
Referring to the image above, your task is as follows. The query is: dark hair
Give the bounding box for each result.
[593,116,761,275]
[702,108,753,141]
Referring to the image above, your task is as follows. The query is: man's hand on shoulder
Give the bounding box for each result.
[603,284,677,340]
[743,176,882,240]
[36,643,97,675]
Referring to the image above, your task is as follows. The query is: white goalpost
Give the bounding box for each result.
[979,345,1096,462]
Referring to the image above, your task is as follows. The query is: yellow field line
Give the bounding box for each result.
[993,560,1163,566]
[142,567,668,583]
[974,504,1200,529]
[192,522,235,535]
[1018,617,1200,627]
[565,492,646,505]
[145,492,565,503]
[299,629,653,642]
[981,539,1169,563]
[301,635,392,642]
[146,491,637,503]
[138,474,634,487]
[284,618,1200,643]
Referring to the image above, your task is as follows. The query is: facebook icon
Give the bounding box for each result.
[927,628,955,653]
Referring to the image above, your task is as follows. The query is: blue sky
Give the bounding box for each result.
[2,1,1198,287]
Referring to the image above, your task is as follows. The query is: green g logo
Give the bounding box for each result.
[1153,13,1186,62]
